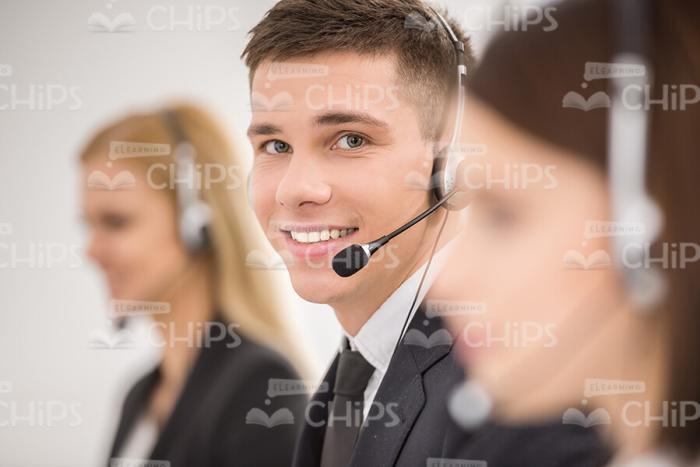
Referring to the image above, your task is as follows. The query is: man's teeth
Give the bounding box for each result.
[290,228,357,243]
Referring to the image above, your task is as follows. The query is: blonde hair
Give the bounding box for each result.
[80,102,304,374]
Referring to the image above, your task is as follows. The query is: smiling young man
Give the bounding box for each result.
[241,1,610,466]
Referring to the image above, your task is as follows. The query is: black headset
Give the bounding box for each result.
[332,7,469,277]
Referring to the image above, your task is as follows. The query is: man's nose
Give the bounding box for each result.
[275,154,332,209]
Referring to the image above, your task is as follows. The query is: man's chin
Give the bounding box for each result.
[287,267,352,304]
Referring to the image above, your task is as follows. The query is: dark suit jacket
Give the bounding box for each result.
[292,304,611,467]
[442,415,612,467]
[108,317,306,467]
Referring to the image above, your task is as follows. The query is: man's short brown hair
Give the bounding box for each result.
[241,0,474,140]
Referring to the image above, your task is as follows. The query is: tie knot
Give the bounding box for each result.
[333,349,375,398]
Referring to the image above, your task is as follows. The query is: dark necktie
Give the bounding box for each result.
[320,348,375,467]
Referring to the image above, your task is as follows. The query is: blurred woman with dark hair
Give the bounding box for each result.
[433,0,700,464]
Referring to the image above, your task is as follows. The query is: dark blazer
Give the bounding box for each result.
[108,317,306,467]
[442,415,612,467]
[292,304,611,467]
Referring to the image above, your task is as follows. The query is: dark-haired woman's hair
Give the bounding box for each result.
[469,0,700,459]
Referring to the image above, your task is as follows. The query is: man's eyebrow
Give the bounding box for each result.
[313,111,389,130]
[247,123,282,137]
[246,112,389,137]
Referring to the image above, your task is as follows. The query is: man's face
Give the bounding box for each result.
[247,52,437,306]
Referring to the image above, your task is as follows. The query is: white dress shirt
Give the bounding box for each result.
[340,240,455,419]
[115,414,159,460]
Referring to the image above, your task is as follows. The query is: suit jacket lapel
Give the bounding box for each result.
[350,305,453,467]
[110,367,160,458]
[292,353,338,467]
[150,317,232,458]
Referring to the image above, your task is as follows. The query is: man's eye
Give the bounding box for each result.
[264,140,291,154]
[335,134,365,150]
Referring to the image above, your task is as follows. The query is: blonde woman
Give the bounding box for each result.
[80,103,305,467]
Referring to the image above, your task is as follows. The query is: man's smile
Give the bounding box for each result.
[279,224,359,244]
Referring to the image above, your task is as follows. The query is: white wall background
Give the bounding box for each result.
[0,0,527,465]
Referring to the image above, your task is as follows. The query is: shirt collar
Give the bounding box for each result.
[341,237,456,374]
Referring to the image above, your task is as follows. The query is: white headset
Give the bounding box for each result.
[429,7,469,211]
[161,110,212,255]
[607,0,666,310]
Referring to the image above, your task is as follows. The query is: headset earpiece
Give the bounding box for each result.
[608,0,666,310]
[178,194,212,253]
[162,111,213,256]
[431,145,471,211]
[428,7,470,212]
[430,145,447,203]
